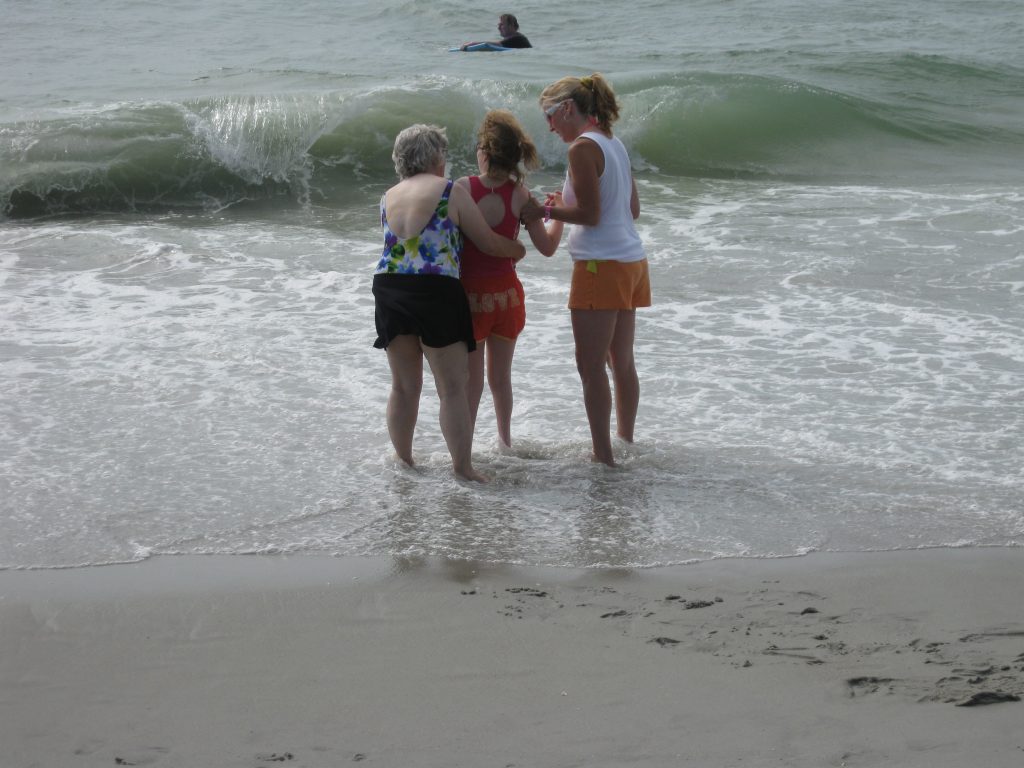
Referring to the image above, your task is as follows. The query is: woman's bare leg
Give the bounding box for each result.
[608,310,639,443]
[571,309,618,466]
[384,334,423,467]
[422,341,487,482]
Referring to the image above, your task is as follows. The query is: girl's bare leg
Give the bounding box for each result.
[485,335,517,448]
[467,340,486,431]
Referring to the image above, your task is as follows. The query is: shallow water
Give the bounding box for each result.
[2,0,1022,568]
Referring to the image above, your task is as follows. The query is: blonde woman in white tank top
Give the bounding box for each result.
[524,74,651,467]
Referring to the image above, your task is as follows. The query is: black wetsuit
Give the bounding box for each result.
[500,32,532,48]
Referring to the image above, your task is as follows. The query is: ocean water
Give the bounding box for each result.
[2,0,1022,569]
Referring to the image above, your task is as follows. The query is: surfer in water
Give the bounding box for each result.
[460,13,532,50]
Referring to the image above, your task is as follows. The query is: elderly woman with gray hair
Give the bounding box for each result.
[373,124,525,482]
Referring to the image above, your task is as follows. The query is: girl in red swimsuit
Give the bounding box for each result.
[455,110,558,449]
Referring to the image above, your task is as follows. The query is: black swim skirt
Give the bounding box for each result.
[372,273,477,352]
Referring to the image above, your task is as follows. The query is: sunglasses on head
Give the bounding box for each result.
[544,100,570,119]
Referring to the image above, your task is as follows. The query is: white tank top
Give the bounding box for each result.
[562,131,645,263]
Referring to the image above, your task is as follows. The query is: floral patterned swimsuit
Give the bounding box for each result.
[371,179,476,352]
[376,180,462,277]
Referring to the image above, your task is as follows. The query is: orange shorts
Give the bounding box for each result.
[568,258,651,310]
[462,273,526,341]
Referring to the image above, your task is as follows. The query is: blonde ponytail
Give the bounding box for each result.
[539,72,621,132]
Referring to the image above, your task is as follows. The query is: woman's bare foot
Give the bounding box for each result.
[455,466,489,483]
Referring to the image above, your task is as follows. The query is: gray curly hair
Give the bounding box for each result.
[392,124,448,179]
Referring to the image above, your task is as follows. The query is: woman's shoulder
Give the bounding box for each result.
[567,135,606,172]
[569,133,608,154]
[391,173,449,194]
[574,130,614,147]
[386,175,452,216]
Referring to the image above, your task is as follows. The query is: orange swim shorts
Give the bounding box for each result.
[568,258,651,310]
[462,273,526,341]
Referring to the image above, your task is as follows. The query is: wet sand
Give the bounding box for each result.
[1,548,1022,767]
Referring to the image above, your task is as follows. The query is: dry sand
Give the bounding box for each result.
[2,548,1023,767]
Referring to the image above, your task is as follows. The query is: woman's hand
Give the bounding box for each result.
[521,191,564,225]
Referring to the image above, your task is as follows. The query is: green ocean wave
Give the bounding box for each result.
[3,64,1022,217]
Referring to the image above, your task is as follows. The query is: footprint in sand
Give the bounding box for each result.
[112,747,170,766]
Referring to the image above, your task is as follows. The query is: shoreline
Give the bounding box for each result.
[2,548,1023,767]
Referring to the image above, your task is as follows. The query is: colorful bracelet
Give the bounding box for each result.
[543,205,552,223]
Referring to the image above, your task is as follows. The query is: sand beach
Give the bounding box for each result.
[2,547,1022,767]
